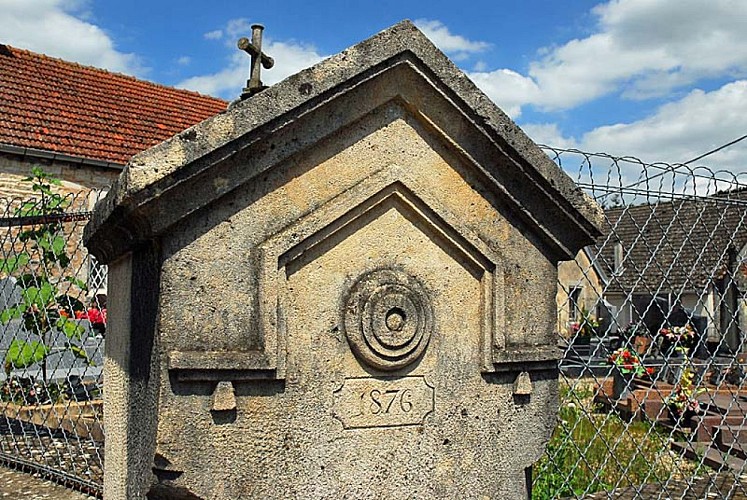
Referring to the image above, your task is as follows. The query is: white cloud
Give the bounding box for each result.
[414,19,490,60]
[470,0,747,116]
[0,0,143,75]
[204,30,223,40]
[523,80,747,175]
[179,18,325,99]
[580,81,747,169]
[521,123,576,150]
[176,56,191,66]
[224,19,253,43]
[468,68,539,119]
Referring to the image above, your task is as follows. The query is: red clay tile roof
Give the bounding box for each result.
[0,44,227,165]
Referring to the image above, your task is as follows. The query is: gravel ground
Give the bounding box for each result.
[0,466,95,499]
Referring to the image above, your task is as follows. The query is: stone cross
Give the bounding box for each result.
[237,24,275,99]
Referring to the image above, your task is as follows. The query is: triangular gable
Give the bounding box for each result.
[86,20,602,262]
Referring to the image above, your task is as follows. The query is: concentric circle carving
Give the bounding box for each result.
[343,269,433,371]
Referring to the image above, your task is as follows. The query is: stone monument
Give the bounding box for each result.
[85,20,602,499]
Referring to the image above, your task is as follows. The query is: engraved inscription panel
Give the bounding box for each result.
[333,376,434,429]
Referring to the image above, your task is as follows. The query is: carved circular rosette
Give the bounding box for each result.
[343,269,433,371]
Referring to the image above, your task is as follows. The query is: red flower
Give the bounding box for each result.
[77,307,107,325]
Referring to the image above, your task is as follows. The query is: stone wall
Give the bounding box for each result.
[0,151,118,298]
[0,152,120,198]
[557,250,605,337]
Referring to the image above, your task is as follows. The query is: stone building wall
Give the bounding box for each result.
[557,249,605,338]
[0,151,119,301]
[0,152,120,198]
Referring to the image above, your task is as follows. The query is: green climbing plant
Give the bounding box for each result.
[0,167,92,397]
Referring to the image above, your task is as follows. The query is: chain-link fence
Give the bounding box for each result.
[0,179,105,497]
[534,146,747,498]
[4,150,747,498]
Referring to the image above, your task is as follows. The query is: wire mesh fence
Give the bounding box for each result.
[3,150,747,498]
[0,175,105,497]
[535,146,747,498]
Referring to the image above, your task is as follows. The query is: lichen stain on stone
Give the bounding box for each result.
[205,113,235,148]
[129,140,187,191]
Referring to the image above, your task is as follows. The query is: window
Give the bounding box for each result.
[88,254,108,295]
[569,286,582,321]
[87,190,108,296]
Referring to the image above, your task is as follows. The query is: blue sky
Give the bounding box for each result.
[4,0,747,180]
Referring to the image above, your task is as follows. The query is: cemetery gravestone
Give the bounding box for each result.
[85,21,603,499]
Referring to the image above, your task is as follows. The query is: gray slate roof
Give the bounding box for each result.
[594,190,747,295]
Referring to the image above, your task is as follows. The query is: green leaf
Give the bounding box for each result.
[29,166,61,186]
[21,287,39,308]
[15,201,42,217]
[40,282,55,303]
[67,344,94,366]
[64,277,88,292]
[21,282,56,309]
[51,235,66,255]
[0,305,26,324]
[47,196,69,211]
[32,184,53,196]
[5,340,49,371]
[0,254,30,274]
[18,227,49,243]
[37,233,53,252]
[57,317,85,340]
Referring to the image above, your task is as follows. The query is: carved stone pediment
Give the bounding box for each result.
[85,20,604,500]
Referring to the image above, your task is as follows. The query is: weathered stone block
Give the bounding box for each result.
[85,20,602,500]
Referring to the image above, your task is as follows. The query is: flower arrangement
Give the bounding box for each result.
[570,306,600,337]
[665,354,704,418]
[61,305,106,335]
[75,307,106,324]
[76,307,107,335]
[659,324,696,343]
[608,347,654,377]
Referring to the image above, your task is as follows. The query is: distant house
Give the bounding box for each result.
[586,191,747,351]
[557,247,607,338]
[0,43,226,296]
